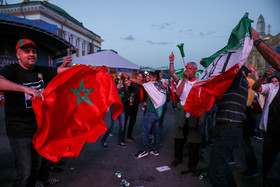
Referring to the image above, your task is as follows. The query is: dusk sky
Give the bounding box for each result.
[10,0,280,70]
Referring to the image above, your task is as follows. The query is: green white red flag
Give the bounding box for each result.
[184,13,253,117]
[31,65,123,162]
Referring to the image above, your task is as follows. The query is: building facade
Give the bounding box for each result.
[0,0,103,58]
[244,14,280,78]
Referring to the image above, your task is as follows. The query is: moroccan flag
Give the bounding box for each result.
[31,65,123,162]
[184,13,253,117]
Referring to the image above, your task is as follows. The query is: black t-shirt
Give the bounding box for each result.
[128,83,139,105]
[267,87,280,136]
[0,64,57,138]
[216,70,248,123]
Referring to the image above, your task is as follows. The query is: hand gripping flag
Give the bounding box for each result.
[184,13,253,117]
[31,65,123,162]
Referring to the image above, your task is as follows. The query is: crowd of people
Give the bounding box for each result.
[0,26,279,187]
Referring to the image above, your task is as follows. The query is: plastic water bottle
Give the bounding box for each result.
[120,179,130,186]
[129,93,134,105]
[199,171,208,180]
[115,171,122,178]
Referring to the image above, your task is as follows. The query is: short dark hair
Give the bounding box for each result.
[240,66,249,77]
[149,71,159,80]
[155,70,161,74]
[269,76,280,83]
[154,70,161,81]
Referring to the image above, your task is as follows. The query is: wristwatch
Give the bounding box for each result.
[254,38,262,46]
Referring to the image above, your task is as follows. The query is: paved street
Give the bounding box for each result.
[0,103,263,187]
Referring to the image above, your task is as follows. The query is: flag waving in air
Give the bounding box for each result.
[32,65,123,162]
[184,13,253,117]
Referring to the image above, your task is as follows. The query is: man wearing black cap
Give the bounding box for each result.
[0,39,71,187]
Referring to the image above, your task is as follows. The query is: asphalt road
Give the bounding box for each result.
[0,103,263,187]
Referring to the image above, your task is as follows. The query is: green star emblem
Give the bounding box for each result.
[71,79,94,106]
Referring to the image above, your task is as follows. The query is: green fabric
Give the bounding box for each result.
[118,86,128,105]
[177,43,185,57]
[175,68,184,79]
[146,97,156,113]
[187,128,201,143]
[174,103,187,139]
[200,13,253,68]
[187,115,201,143]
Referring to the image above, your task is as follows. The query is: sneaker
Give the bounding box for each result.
[109,133,113,137]
[228,157,236,165]
[242,170,259,178]
[118,142,126,148]
[101,139,107,148]
[228,161,236,165]
[171,159,182,167]
[135,151,148,159]
[127,137,136,142]
[201,148,207,153]
[150,150,159,156]
[180,168,197,175]
[254,135,263,140]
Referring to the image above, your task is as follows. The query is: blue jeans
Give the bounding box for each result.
[201,105,217,143]
[254,113,264,136]
[102,107,125,143]
[8,137,42,187]
[140,112,160,152]
[159,103,167,144]
[209,123,242,187]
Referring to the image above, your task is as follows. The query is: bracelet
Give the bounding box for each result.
[170,61,174,64]
[254,38,262,46]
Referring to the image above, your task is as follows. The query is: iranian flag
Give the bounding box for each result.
[184,13,253,117]
[31,65,123,162]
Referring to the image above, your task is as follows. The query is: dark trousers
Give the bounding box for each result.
[242,137,258,172]
[174,138,185,162]
[209,123,242,187]
[174,119,189,162]
[125,104,138,138]
[37,157,51,182]
[263,132,280,184]
[8,137,42,187]
[188,143,200,169]
[159,103,167,144]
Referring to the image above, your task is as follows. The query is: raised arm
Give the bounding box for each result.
[0,75,44,99]
[57,56,72,74]
[252,67,275,92]
[175,70,188,97]
[169,53,179,83]
[252,27,280,70]
[121,72,143,86]
[249,64,259,80]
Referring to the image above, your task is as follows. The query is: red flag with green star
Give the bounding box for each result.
[31,65,123,162]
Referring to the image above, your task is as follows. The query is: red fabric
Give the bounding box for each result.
[184,64,239,117]
[137,87,146,103]
[170,87,179,102]
[31,65,123,162]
